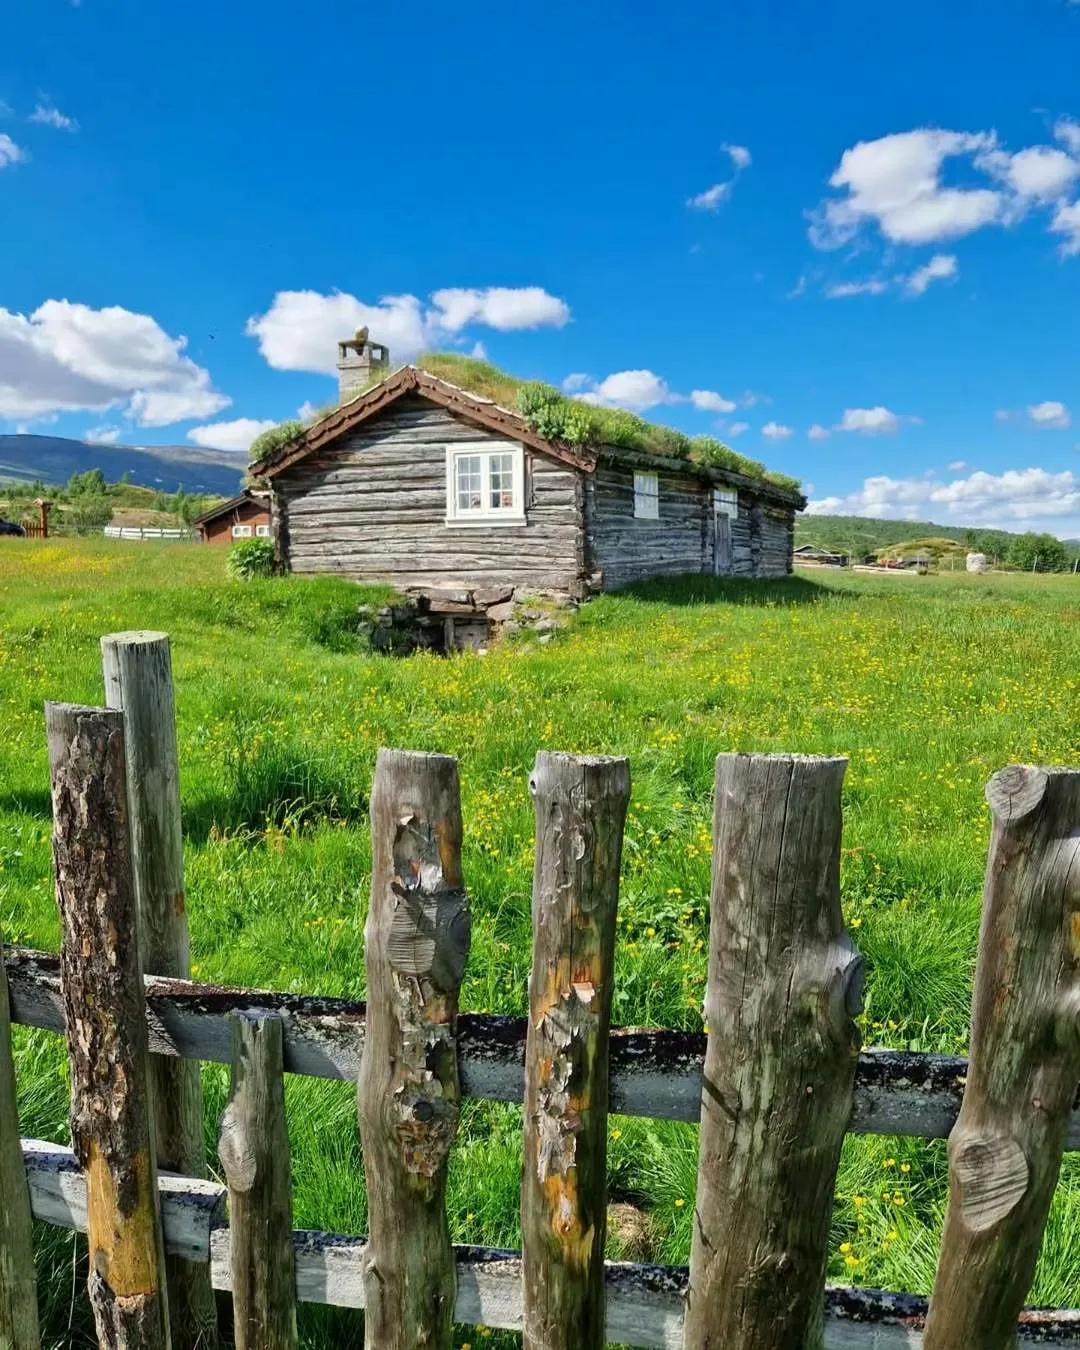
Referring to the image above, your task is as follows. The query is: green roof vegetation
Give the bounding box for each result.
[248,351,801,495]
[418,353,802,494]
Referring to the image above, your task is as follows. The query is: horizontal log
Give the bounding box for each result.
[7,948,1058,1143]
[21,1139,1079,1347]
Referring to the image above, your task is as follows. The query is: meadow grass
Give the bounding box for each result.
[1,538,1078,1346]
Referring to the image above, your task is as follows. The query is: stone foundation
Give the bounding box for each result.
[357,586,576,654]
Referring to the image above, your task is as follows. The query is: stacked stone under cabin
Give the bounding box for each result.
[253,336,804,647]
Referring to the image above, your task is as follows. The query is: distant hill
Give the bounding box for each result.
[796,513,1080,561]
[0,434,247,496]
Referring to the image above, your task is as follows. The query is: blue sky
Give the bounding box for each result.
[3,0,1080,534]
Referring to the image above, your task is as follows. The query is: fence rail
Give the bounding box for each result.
[103,525,193,540]
[1,628,1079,1349]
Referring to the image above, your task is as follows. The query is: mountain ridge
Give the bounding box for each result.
[0,433,247,497]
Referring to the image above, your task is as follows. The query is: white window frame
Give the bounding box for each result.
[445,444,526,527]
[255,523,272,538]
[231,523,253,538]
[713,487,738,519]
[633,471,660,520]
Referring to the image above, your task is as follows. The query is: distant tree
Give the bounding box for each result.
[65,496,113,532]
[1005,532,1069,573]
[67,467,107,496]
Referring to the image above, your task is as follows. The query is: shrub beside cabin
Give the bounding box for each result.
[253,338,804,599]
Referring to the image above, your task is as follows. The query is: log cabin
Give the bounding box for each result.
[193,491,272,545]
[252,339,804,602]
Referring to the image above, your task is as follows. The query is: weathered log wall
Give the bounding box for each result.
[585,467,795,587]
[274,398,585,594]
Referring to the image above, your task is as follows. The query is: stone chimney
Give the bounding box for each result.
[337,329,390,403]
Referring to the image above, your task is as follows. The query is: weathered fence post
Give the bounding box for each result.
[356,750,471,1350]
[683,753,860,1350]
[521,752,631,1350]
[217,1013,297,1350]
[101,630,218,1350]
[924,766,1080,1350]
[46,703,172,1350]
[0,928,40,1350]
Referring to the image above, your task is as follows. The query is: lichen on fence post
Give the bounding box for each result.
[46,702,171,1350]
[924,766,1080,1350]
[521,751,631,1350]
[0,926,40,1350]
[102,630,218,1350]
[356,749,471,1350]
[683,753,860,1350]
[218,1011,297,1350]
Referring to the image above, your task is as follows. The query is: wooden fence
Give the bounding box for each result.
[1,629,1079,1349]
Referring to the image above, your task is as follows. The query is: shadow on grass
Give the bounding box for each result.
[619,573,838,608]
[0,789,53,820]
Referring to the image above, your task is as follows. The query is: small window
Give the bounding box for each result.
[255,523,271,538]
[633,471,659,519]
[713,488,738,519]
[232,523,253,538]
[446,446,525,524]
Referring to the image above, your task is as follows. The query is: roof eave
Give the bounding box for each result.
[595,445,805,509]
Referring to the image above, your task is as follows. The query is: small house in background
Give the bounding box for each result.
[193,491,272,545]
[793,544,847,567]
[253,339,804,610]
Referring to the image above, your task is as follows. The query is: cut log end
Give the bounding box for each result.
[985,765,1050,824]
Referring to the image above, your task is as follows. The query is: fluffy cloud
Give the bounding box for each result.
[762,421,793,440]
[85,424,123,444]
[0,134,26,168]
[0,299,230,424]
[429,286,570,333]
[808,424,830,441]
[807,465,1080,532]
[812,123,1080,254]
[836,406,910,436]
[562,372,592,393]
[811,129,1002,248]
[28,101,78,131]
[948,459,969,471]
[1051,199,1080,255]
[187,418,277,453]
[246,285,571,372]
[1028,400,1071,429]
[903,253,958,295]
[722,143,752,170]
[690,388,737,413]
[577,369,675,410]
[687,144,751,211]
[727,421,750,437]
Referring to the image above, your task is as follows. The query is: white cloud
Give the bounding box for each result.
[687,144,752,212]
[808,424,830,441]
[811,129,1002,248]
[1056,118,1080,156]
[28,101,78,132]
[577,369,675,410]
[825,278,888,299]
[836,406,910,436]
[902,253,958,295]
[429,286,570,333]
[469,340,488,360]
[246,285,570,372]
[723,143,752,170]
[562,372,592,393]
[727,421,750,437]
[187,418,277,453]
[687,182,730,212]
[806,466,1080,532]
[690,388,737,413]
[1050,199,1080,255]
[0,133,26,168]
[980,143,1079,202]
[85,424,123,444]
[1028,400,1071,429]
[762,421,793,440]
[948,459,969,471]
[0,298,230,424]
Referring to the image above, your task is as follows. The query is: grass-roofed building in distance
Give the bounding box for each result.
[250,335,805,601]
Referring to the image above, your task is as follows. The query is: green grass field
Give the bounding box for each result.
[2,538,1078,1346]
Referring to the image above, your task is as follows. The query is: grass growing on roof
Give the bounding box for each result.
[2,539,1079,1346]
